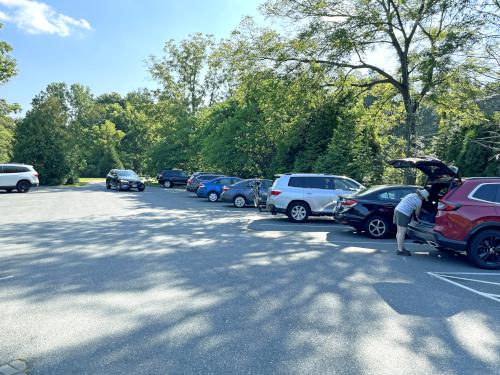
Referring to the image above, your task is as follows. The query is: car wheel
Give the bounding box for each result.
[163,180,172,188]
[118,183,123,191]
[233,195,246,208]
[467,230,500,270]
[138,185,145,192]
[208,191,219,202]
[287,202,309,223]
[16,180,31,193]
[365,216,390,238]
[106,183,111,190]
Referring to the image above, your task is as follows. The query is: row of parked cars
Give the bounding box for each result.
[3,158,496,270]
[152,158,500,270]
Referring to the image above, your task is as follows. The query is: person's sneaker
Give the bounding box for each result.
[397,249,412,256]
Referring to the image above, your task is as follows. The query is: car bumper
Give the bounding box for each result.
[186,184,199,192]
[407,220,437,245]
[220,193,233,203]
[266,203,286,214]
[196,190,207,198]
[334,211,364,228]
[434,232,467,252]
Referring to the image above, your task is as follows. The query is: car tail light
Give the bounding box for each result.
[271,190,282,196]
[34,172,39,177]
[438,201,461,211]
[341,199,358,207]
[199,183,205,188]
[223,186,230,192]
[188,179,193,184]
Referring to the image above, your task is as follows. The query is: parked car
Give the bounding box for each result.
[333,185,418,238]
[106,169,145,191]
[390,157,500,269]
[220,179,273,208]
[186,173,223,192]
[157,169,189,188]
[197,176,243,202]
[0,163,39,193]
[266,173,364,222]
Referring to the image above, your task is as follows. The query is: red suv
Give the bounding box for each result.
[390,157,500,269]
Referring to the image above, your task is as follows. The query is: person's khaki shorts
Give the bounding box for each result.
[393,210,411,227]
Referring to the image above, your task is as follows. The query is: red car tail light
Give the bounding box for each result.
[438,201,461,211]
[199,183,205,188]
[341,199,358,207]
[223,186,230,192]
[188,179,193,184]
[271,190,282,196]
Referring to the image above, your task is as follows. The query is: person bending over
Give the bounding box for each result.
[393,189,430,256]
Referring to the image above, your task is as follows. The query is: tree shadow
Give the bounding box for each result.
[0,185,498,374]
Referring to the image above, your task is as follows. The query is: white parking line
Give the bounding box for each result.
[428,272,500,303]
[0,276,14,281]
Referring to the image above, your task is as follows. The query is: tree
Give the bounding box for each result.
[13,96,70,185]
[0,23,18,163]
[257,0,500,182]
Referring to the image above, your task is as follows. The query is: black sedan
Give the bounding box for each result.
[334,185,417,238]
[220,179,273,208]
[106,169,145,191]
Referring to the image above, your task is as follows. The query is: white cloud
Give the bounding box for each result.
[0,0,91,37]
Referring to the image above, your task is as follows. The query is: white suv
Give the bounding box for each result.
[266,173,364,222]
[0,163,39,193]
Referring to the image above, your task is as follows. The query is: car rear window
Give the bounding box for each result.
[471,183,499,203]
[198,175,219,181]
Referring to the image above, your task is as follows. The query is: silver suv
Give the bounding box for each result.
[266,173,364,222]
[0,163,39,193]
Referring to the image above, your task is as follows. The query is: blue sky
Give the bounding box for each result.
[0,0,264,113]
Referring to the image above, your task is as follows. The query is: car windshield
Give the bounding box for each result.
[117,170,138,178]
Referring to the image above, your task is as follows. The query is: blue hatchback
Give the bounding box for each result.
[197,176,243,202]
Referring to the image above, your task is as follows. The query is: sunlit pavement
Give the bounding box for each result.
[0,184,498,374]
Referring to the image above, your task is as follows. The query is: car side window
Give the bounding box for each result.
[472,184,499,203]
[219,178,230,185]
[334,178,353,191]
[288,177,309,188]
[378,190,403,201]
[2,166,18,173]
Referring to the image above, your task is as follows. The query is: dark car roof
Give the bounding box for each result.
[354,184,417,198]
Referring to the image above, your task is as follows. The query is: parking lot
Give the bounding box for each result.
[0,183,499,374]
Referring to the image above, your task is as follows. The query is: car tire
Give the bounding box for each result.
[163,180,172,188]
[16,180,31,193]
[118,183,123,191]
[233,195,246,208]
[208,191,219,202]
[467,230,500,270]
[138,185,145,192]
[287,202,309,223]
[106,183,111,190]
[365,216,390,238]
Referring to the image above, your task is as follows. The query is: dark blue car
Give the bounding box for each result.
[196,176,243,202]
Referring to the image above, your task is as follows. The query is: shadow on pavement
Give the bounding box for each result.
[0,184,498,374]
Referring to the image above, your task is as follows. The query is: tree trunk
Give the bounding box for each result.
[403,97,417,185]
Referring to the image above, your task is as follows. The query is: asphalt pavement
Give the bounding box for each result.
[0,183,498,374]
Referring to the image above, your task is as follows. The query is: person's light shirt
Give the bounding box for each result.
[395,193,422,217]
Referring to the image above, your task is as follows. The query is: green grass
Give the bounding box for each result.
[60,177,105,187]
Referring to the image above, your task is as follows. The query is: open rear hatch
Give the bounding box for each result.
[388,157,459,182]
[388,157,460,224]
